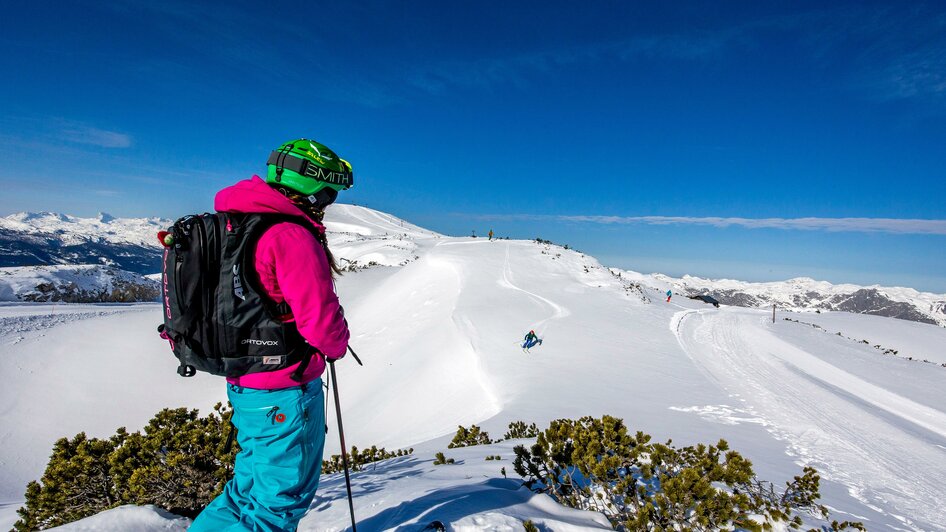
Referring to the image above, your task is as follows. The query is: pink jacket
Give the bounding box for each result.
[215,176,350,389]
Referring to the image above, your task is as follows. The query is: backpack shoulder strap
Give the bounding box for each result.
[224,212,324,316]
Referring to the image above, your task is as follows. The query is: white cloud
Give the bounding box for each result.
[474,214,946,235]
[60,125,132,148]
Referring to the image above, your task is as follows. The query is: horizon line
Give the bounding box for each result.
[469,214,946,235]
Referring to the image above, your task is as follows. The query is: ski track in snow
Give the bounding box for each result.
[433,240,569,336]
[498,242,569,335]
[672,309,946,531]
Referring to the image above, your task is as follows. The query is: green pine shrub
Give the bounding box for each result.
[523,519,539,532]
[17,404,415,530]
[433,452,455,465]
[504,421,539,440]
[321,445,413,474]
[15,404,236,530]
[447,424,492,448]
[512,415,865,531]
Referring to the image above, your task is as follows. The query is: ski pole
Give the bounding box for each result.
[347,345,364,366]
[329,359,357,531]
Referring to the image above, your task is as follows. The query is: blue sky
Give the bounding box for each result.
[1,1,945,291]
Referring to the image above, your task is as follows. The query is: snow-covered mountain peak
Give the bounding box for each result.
[0,210,169,248]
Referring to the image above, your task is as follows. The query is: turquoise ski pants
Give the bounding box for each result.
[190,380,326,532]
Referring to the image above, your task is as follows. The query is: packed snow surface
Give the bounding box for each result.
[1,205,945,531]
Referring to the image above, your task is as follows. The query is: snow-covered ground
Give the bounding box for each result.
[674,308,946,530]
[778,310,946,365]
[1,205,945,531]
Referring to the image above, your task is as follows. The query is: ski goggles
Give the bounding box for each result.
[267,150,354,189]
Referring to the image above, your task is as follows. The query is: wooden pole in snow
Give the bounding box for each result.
[773,304,776,323]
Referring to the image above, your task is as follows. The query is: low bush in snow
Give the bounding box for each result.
[512,415,865,531]
[17,403,415,529]
[504,420,540,440]
[15,404,235,530]
[447,424,492,448]
[432,452,455,465]
[321,445,413,474]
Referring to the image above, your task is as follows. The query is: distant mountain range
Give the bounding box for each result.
[645,273,946,327]
[0,212,167,274]
[1,211,944,327]
[0,212,167,303]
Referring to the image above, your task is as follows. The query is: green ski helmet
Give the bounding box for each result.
[265,138,354,196]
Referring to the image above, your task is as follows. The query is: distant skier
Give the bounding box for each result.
[522,329,542,351]
[488,229,494,241]
[666,289,672,303]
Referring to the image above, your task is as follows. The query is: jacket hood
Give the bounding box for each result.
[215,176,324,233]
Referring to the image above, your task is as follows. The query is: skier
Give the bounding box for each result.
[488,229,494,241]
[666,289,672,303]
[189,138,352,532]
[522,329,542,351]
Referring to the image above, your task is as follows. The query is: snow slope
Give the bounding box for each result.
[777,310,946,365]
[1,205,945,531]
[674,308,946,530]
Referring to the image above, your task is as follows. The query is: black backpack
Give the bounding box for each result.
[157,212,320,380]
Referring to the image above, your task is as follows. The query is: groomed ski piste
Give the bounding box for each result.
[1,204,945,531]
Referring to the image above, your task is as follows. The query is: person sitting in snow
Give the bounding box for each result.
[522,329,542,350]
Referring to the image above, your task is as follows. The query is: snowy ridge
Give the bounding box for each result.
[323,204,442,269]
[617,270,946,327]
